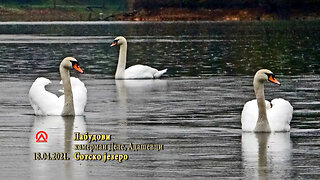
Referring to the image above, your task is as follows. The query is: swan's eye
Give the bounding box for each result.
[265,72,280,85]
[111,39,119,47]
[71,61,83,73]
[71,61,79,67]
[270,74,276,80]
[271,74,275,80]
[265,73,274,79]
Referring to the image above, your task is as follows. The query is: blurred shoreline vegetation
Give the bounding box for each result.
[0,0,127,21]
[132,0,320,19]
[0,0,319,21]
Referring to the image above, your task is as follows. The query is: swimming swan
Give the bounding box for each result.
[29,57,87,116]
[241,69,293,132]
[110,36,167,79]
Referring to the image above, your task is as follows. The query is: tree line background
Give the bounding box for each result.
[1,0,319,8]
[0,0,319,19]
[1,0,319,10]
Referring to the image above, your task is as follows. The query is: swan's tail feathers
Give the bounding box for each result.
[154,68,167,78]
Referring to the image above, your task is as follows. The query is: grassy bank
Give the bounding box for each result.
[0,1,125,21]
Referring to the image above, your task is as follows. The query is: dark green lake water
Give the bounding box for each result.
[0,21,319,78]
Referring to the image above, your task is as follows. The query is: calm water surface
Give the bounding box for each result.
[0,21,319,179]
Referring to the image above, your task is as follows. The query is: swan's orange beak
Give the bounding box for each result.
[73,63,83,73]
[269,75,280,85]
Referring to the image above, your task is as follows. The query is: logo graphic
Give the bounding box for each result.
[36,131,48,143]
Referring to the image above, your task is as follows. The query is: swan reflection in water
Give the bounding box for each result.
[115,79,168,117]
[115,79,168,98]
[241,133,292,179]
[30,116,87,179]
[114,79,168,139]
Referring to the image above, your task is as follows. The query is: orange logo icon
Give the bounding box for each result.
[36,131,48,143]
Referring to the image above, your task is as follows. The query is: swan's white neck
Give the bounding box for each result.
[60,66,75,116]
[115,42,127,79]
[253,78,271,132]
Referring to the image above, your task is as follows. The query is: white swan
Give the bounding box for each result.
[241,69,293,132]
[29,57,87,116]
[110,36,167,79]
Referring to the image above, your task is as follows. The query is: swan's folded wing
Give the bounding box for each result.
[29,77,62,115]
[267,98,293,132]
[241,99,271,131]
[57,77,87,115]
[125,65,158,79]
[241,100,259,131]
[70,77,87,115]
